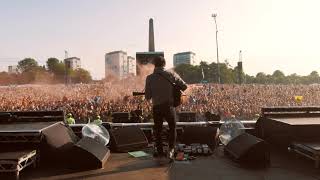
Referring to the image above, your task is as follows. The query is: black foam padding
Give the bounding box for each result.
[225,133,270,166]
[109,126,148,152]
[182,126,218,150]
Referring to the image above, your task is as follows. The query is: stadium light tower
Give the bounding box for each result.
[212,13,221,84]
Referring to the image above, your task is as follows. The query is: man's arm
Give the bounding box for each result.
[145,75,152,101]
[172,72,187,91]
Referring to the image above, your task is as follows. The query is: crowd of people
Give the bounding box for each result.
[183,84,320,119]
[1,80,320,123]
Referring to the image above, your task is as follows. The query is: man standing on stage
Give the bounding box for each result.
[145,56,187,161]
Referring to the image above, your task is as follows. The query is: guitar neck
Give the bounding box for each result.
[133,92,145,96]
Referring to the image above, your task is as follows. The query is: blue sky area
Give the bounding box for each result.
[0,0,319,79]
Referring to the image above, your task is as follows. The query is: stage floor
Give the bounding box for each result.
[9,146,320,180]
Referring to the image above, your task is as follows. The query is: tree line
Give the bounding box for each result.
[0,58,92,85]
[174,61,320,85]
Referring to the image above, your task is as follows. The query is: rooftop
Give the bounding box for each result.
[64,57,80,60]
[136,51,164,55]
[106,51,127,55]
[174,51,196,56]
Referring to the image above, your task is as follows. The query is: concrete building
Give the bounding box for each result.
[173,51,196,67]
[64,57,81,70]
[8,65,18,74]
[105,51,136,79]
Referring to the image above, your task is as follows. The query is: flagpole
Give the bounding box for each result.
[202,68,205,80]
[212,13,221,84]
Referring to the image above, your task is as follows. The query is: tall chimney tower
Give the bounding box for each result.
[148,18,155,52]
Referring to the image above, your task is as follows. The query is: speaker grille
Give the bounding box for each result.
[110,126,148,152]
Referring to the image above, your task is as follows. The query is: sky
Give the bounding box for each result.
[0,0,320,79]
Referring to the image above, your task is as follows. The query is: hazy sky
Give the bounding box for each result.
[0,0,319,79]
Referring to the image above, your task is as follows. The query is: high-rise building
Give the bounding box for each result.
[64,57,81,70]
[8,65,18,74]
[173,51,196,67]
[105,51,136,79]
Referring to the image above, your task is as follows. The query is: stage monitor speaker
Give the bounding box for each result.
[69,137,110,170]
[224,133,270,166]
[182,126,218,150]
[40,123,79,165]
[109,126,148,152]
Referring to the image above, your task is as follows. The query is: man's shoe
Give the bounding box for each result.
[153,145,163,156]
[154,152,169,164]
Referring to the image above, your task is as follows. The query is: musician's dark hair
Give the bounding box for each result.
[153,56,166,67]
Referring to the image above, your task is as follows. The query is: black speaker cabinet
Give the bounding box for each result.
[69,137,111,170]
[109,126,148,152]
[40,123,110,170]
[40,123,78,165]
[224,133,270,166]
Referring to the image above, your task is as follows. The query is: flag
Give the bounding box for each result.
[294,96,303,103]
[201,68,205,79]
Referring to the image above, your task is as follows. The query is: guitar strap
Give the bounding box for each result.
[156,72,176,87]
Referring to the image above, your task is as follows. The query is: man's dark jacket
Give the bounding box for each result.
[145,67,187,106]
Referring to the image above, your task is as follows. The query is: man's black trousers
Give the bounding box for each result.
[152,103,176,153]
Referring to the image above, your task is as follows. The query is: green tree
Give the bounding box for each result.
[307,71,320,84]
[255,72,267,84]
[208,62,219,83]
[46,58,60,72]
[287,73,301,84]
[174,61,240,84]
[174,64,202,84]
[272,70,286,84]
[172,62,320,85]
[244,75,255,84]
[234,63,245,84]
[71,68,92,83]
[17,58,38,72]
[46,58,65,82]
[54,62,66,82]
[220,63,234,83]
